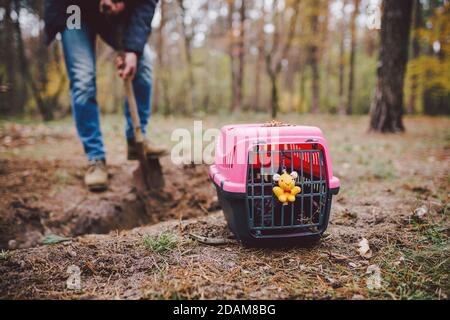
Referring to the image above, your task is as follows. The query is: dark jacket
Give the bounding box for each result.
[44,0,159,54]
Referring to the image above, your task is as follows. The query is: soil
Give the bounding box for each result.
[0,115,448,299]
[0,158,218,250]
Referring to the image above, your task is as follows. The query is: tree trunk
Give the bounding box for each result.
[269,72,278,119]
[298,67,306,112]
[235,0,246,112]
[155,0,166,114]
[338,1,347,114]
[422,0,448,115]
[13,0,53,121]
[310,57,320,114]
[253,15,265,111]
[2,0,19,116]
[227,0,236,112]
[308,1,320,114]
[347,0,360,115]
[177,0,195,115]
[264,0,300,118]
[285,51,298,112]
[48,42,69,116]
[200,1,211,113]
[369,0,413,133]
[159,0,172,116]
[227,0,247,113]
[407,0,422,114]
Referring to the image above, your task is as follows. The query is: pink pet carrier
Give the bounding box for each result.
[209,123,340,247]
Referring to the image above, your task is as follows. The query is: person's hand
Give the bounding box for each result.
[100,0,125,16]
[116,52,138,80]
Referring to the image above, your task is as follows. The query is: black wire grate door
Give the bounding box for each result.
[246,144,329,238]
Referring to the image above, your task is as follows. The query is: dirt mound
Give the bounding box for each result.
[0,158,218,250]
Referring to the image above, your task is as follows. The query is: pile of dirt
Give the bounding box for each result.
[0,157,218,250]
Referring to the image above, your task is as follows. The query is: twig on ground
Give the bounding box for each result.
[196,202,209,215]
[189,233,235,246]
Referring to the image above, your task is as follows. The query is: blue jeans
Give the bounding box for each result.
[61,25,153,161]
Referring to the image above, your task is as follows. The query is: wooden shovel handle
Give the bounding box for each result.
[124,78,144,144]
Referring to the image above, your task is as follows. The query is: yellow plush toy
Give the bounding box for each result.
[273,170,301,205]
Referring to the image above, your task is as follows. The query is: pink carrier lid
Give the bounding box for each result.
[209,124,340,194]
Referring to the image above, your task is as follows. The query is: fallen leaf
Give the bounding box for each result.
[189,233,235,245]
[366,264,382,289]
[326,277,343,289]
[328,252,350,262]
[357,238,373,259]
[393,254,405,266]
[413,205,428,220]
[42,233,71,245]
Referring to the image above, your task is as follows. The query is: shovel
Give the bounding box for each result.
[124,78,165,193]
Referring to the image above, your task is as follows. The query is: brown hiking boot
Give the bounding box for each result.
[84,160,108,192]
[127,138,169,160]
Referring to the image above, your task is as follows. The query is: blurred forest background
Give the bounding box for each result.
[0,0,449,123]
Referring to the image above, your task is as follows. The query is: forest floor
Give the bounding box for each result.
[0,114,448,300]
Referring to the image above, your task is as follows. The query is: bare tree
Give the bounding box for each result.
[285,48,300,112]
[338,0,347,114]
[264,0,301,118]
[236,0,246,112]
[200,0,211,113]
[2,0,19,116]
[227,0,246,112]
[177,0,195,114]
[307,0,321,114]
[156,0,172,116]
[347,0,360,115]
[252,8,265,111]
[407,0,422,114]
[370,0,413,132]
[321,1,331,111]
[298,63,306,112]
[227,0,237,112]
[13,0,54,120]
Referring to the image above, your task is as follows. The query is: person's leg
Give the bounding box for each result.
[124,44,153,140]
[61,25,106,161]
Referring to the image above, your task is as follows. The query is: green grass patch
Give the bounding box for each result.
[0,250,10,260]
[143,231,179,254]
[372,219,449,299]
[372,162,396,180]
[388,245,449,299]
[42,233,71,245]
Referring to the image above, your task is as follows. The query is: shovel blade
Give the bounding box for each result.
[132,156,165,193]
[132,166,151,194]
